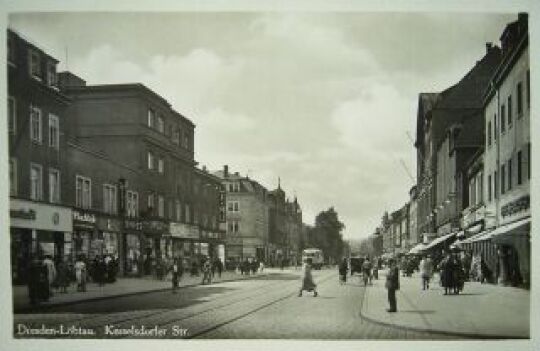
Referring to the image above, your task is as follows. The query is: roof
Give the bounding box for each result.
[454,112,484,148]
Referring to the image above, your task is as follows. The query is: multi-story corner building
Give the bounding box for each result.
[482,14,530,286]
[213,166,269,263]
[415,43,502,250]
[8,29,72,284]
[57,71,223,275]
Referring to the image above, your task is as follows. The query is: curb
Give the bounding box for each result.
[14,272,273,314]
[358,288,528,340]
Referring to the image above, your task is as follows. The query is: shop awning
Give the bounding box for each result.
[423,231,457,251]
[408,243,428,255]
[491,217,531,244]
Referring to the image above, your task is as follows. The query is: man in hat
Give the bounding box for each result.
[385,258,399,312]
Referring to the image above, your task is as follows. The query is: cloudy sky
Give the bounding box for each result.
[9,11,516,240]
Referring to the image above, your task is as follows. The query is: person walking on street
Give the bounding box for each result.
[75,256,87,292]
[298,258,318,297]
[201,257,212,285]
[42,255,56,297]
[385,258,399,312]
[419,255,434,290]
[338,258,348,285]
[171,258,180,293]
[362,258,373,286]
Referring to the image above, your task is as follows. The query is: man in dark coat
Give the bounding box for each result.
[385,258,399,312]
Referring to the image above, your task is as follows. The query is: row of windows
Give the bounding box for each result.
[8,98,60,149]
[8,36,58,88]
[487,144,531,202]
[227,182,241,192]
[487,71,530,147]
[147,108,190,149]
[10,159,60,203]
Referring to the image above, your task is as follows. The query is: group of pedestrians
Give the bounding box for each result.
[438,251,466,295]
[27,254,118,306]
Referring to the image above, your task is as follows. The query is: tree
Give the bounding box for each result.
[311,207,345,263]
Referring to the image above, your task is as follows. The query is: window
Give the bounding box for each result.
[158,158,164,174]
[185,204,191,223]
[9,158,17,196]
[172,129,180,145]
[49,168,60,204]
[234,221,239,233]
[30,163,43,201]
[28,49,41,78]
[48,114,59,149]
[527,70,530,109]
[182,131,189,149]
[147,193,155,211]
[500,165,506,195]
[8,97,16,134]
[30,106,42,143]
[507,159,512,191]
[176,200,182,221]
[233,182,240,192]
[234,201,239,212]
[493,114,497,141]
[126,190,139,218]
[227,220,239,233]
[103,184,117,214]
[517,151,523,185]
[488,174,492,202]
[156,116,164,133]
[500,104,506,133]
[147,151,154,170]
[46,61,57,87]
[517,82,523,116]
[76,175,92,209]
[494,170,498,199]
[507,95,513,127]
[147,109,155,128]
[158,195,165,217]
[487,121,492,146]
[228,183,233,192]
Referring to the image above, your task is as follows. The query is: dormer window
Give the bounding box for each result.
[28,49,41,79]
[46,61,57,87]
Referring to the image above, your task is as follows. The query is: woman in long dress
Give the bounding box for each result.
[298,258,318,297]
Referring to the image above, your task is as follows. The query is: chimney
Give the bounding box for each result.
[485,42,493,53]
[224,165,229,178]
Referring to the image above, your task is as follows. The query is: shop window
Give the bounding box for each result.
[49,168,61,204]
[30,163,43,201]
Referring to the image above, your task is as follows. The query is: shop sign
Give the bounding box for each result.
[142,220,169,234]
[169,222,200,239]
[124,219,143,231]
[73,210,97,224]
[10,199,72,232]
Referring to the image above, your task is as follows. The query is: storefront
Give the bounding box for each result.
[96,216,121,258]
[123,218,143,276]
[72,209,98,261]
[10,199,72,284]
[141,219,169,275]
[169,222,199,263]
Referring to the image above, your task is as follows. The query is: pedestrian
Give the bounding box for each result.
[171,258,180,293]
[42,255,56,297]
[201,257,212,285]
[259,260,265,273]
[385,258,399,312]
[55,260,69,293]
[362,258,373,286]
[27,257,43,305]
[216,258,223,278]
[338,258,348,285]
[75,256,87,292]
[440,252,455,295]
[298,258,318,297]
[419,255,434,290]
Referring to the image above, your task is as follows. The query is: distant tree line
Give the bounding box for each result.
[303,207,345,264]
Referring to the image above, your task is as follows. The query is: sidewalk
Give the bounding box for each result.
[360,272,530,338]
[13,269,283,313]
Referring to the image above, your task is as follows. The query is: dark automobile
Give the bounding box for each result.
[349,257,365,275]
